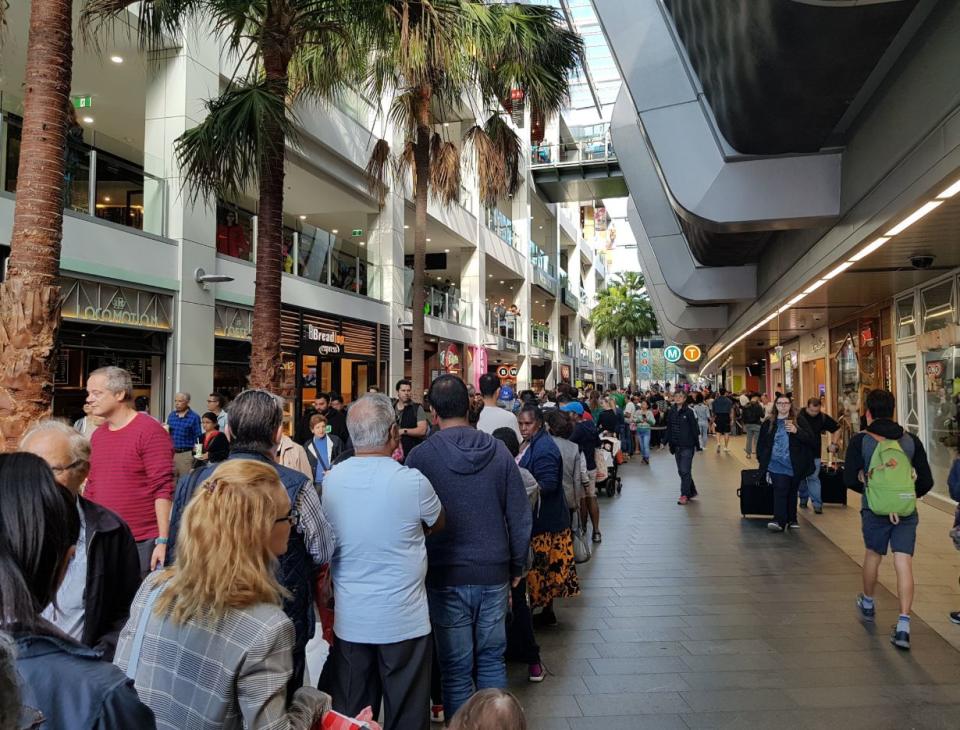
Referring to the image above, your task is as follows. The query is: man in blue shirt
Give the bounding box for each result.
[166,392,202,479]
[322,394,444,728]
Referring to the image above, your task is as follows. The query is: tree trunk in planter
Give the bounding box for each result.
[248,48,290,392]
[628,337,638,390]
[0,0,74,450]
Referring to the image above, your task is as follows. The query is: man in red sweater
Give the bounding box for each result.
[84,366,174,577]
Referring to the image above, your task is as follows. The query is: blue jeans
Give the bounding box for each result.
[620,424,634,455]
[637,429,651,459]
[427,583,509,719]
[799,458,822,508]
[744,424,761,457]
[698,422,709,449]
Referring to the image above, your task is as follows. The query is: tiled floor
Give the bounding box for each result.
[507,436,960,729]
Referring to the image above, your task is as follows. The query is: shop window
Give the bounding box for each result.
[836,334,860,432]
[896,295,916,340]
[923,348,960,499]
[921,280,955,333]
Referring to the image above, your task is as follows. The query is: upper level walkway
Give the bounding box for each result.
[507,433,960,729]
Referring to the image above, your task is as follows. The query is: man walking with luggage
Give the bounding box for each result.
[844,389,933,650]
[665,391,701,505]
[796,397,841,513]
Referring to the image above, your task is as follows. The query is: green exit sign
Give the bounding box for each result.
[72,96,93,109]
[351,228,363,237]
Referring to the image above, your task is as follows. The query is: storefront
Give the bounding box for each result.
[829,304,894,458]
[895,273,959,503]
[213,303,254,399]
[54,276,173,421]
[798,327,830,406]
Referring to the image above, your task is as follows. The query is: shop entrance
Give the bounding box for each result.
[301,355,372,402]
[801,358,826,404]
[55,321,168,422]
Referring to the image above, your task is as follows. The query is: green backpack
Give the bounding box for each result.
[861,434,917,517]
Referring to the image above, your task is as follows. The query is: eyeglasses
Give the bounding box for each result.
[50,459,83,475]
[275,508,300,527]
[776,401,791,406]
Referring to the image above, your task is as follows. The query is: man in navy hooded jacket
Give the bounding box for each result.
[405,375,532,720]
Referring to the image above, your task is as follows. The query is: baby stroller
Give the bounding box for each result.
[598,432,623,497]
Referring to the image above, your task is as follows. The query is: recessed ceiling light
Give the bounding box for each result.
[823,260,853,280]
[488,274,492,278]
[110,55,123,64]
[299,214,307,220]
[359,241,365,246]
[848,237,888,262]
[426,238,431,242]
[103,196,111,202]
[436,276,442,280]
[937,179,960,199]
[444,248,450,253]
[331,229,338,234]
[885,201,943,236]
[499,280,505,284]
[404,224,410,229]
[82,116,94,124]
[538,225,543,229]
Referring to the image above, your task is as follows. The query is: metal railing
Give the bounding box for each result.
[531,324,552,350]
[2,111,167,237]
[484,206,518,249]
[485,306,520,341]
[530,133,616,168]
[404,269,472,326]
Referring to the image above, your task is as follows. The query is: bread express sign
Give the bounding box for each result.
[60,277,173,331]
[303,323,345,356]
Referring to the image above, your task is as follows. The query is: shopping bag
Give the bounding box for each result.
[571,512,591,564]
[318,708,381,730]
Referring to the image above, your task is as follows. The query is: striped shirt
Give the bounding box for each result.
[86,412,175,541]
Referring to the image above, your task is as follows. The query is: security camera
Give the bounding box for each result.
[910,254,935,270]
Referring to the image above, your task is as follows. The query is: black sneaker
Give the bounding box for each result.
[856,594,875,621]
[950,611,960,625]
[799,500,808,509]
[534,609,558,627]
[814,506,823,515]
[891,627,911,650]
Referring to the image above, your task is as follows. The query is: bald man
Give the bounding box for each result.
[20,420,140,661]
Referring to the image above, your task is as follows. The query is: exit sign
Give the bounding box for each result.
[72,96,92,109]
[351,228,363,237]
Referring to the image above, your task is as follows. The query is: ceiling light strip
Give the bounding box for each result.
[848,237,889,262]
[884,200,943,236]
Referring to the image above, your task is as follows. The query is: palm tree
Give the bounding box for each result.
[84,0,373,390]
[592,273,657,389]
[0,0,75,449]
[364,0,582,394]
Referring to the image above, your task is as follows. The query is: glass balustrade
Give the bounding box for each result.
[484,206,518,248]
[2,111,166,237]
[404,269,471,325]
[485,306,520,340]
[531,324,552,350]
[530,130,616,167]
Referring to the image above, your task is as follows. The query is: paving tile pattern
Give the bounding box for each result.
[506,438,960,729]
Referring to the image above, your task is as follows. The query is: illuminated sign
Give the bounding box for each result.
[664,345,682,363]
[304,324,345,356]
[683,345,702,363]
[60,277,172,330]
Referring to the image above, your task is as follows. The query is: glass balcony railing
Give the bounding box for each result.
[485,306,520,340]
[530,132,615,167]
[484,206,518,249]
[529,241,556,277]
[2,111,167,237]
[561,337,576,358]
[333,86,375,130]
[531,324,552,350]
[404,269,471,326]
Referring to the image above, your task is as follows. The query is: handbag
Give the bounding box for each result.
[125,582,165,680]
[571,512,591,564]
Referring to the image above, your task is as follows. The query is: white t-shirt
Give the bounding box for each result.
[322,456,442,644]
[476,404,522,441]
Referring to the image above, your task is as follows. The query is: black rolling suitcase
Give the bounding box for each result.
[819,459,848,506]
[739,469,774,518]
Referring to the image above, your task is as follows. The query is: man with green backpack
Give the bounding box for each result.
[844,389,933,651]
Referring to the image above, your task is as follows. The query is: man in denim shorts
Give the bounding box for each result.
[844,389,933,651]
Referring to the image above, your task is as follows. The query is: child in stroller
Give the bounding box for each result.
[598,428,623,497]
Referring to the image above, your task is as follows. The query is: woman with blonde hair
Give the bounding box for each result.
[115,459,330,729]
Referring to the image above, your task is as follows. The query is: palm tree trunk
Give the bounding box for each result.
[248,46,290,392]
[409,86,432,397]
[0,0,73,449]
[628,337,638,390]
[615,339,624,389]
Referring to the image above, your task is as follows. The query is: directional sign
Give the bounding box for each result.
[683,345,702,363]
[72,95,93,109]
[664,345,682,363]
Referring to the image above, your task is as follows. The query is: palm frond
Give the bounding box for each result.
[365,138,392,206]
[174,79,295,204]
[394,139,417,189]
[80,0,201,52]
[462,124,505,207]
[430,139,461,205]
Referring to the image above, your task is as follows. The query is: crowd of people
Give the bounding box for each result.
[0,366,946,728]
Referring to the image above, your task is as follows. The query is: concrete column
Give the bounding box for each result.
[366,187,406,390]
[145,32,219,408]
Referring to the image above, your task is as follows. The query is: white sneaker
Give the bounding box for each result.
[767,522,784,532]
[724,447,730,453]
